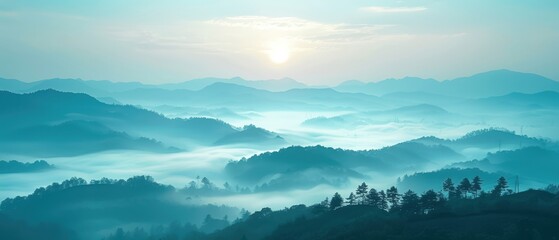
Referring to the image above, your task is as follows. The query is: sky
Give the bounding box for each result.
[0,0,558,85]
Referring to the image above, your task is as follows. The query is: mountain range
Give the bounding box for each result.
[0,90,285,157]
[0,76,307,94]
[226,129,556,191]
[335,69,559,98]
[0,176,239,240]
[2,70,558,112]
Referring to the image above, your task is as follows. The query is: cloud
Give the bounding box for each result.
[361,6,427,13]
[206,16,323,31]
[107,16,393,55]
[206,16,390,45]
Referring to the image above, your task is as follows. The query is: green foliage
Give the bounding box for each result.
[330,193,343,210]
[400,190,421,215]
[458,178,472,198]
[386,186,400,211]
[472,176,482,197]
[210,180,559,240]
[346,192,357,205]
[492,176,509,197]
[544,184,559,194]
[355,182,368,205]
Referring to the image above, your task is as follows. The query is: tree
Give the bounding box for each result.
[378,190,388,211]
[471,176,482,198]
[346,192,357,205]
[201,177,212,189]
[223,182,232,191]
[313,198,330,213]
[492,176,508,197]
[330,192,343,210]
[458,178,472,198]
[420,190,439,214]
[386,186,400,211]
[366,188,381,207]
[356,182,369,205]
[400,190,420,215]
[320,197,329,207]
[442,178,455,199]
[201,214,230,233]
[544,184,559,194]
[187,180,197,189]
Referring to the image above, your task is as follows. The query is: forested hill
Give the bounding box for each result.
[101,177,559,240]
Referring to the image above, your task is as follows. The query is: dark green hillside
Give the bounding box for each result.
[1,176,239,240]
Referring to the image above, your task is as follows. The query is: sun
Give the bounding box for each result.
[267,43,290,64]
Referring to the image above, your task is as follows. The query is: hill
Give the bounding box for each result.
[0,160,54,174]
[303,104,458,129]
[0,76,307,97]
[450,147,559,184]
[225,142,462,191]
[473,91,559,110]
[116,83,388,111]
[336,70,559,98]
[225,145,366,191]
[0,120,175,156]
[0,90,282,156]
[411,128,554,153]
[214,125,286,147]
[397,168,510,194]
[336,76,440,96]
[186,190,559,240]
[0,176,239,240]
[159,77,307,92]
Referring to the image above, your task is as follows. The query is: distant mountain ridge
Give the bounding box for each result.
[411,128,553,151]
[214,124,286,147]
[335,69,559,98]
[474,91,559,110]
[449,147,559,184]
[2,69,557,111]
[159,77,307,91]
[0,90,285,157]
[225,128,556,191]
[0,160,54,174]
[225,141,464,191]
[0,76,308,94]
[114,82,388,111]
[302,103,458,128]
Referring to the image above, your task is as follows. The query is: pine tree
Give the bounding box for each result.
[420,190,439,214]
[471,176,482,198]
[458,178,472,198]
[366,188,381,207]
[400,190,420,215]
[378,190,388,211]
[386,186,400,211]
[492,176,508,197]
[442,178,455,199]
[330,192,343,210]
[356,182,369,205]
[320,197,329,207]
[346,192,357,205]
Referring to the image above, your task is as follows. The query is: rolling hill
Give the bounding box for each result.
[0,90,284,156]
[335,70,559,98]
[0,176,239,240]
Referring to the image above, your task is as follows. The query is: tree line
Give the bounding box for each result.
[324,175,512,215]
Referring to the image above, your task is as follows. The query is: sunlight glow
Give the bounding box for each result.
[267,41,290,64]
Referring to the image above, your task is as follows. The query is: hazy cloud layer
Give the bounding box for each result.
[1,1,557,84]
[361,6,427,13]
